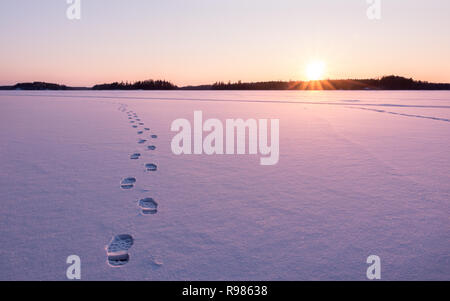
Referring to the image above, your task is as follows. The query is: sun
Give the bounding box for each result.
[306,61,326,81]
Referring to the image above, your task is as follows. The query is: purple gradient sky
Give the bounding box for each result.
[0,0,449,86]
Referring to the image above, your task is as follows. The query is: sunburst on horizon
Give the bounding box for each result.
[305,60,326,81]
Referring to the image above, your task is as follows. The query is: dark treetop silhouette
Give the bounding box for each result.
[1,76,449,90]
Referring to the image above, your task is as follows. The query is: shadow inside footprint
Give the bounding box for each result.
[120,177,136,189]
[147,145,156,151]
[138,197,158,215]
[144,128,150,131]
[145,163,157,171]
[106,234,134,267]
[138,139,147,144]
[151,135,158,139]
[137,131,143,135]
[132,125,138,128]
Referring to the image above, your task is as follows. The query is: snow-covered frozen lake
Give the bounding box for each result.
[0,90,449,280]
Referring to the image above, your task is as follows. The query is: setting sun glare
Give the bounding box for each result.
[306,61,326,81]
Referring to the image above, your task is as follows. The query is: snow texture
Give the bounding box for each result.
[0,91,449,280]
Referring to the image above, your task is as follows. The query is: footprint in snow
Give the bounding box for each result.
[130,153,141,160]
[145,163,157,171]
[120,177,136,189]
[138,197,158,215]
[147,145,156,151]
[106,234,134,267]
[138,139,147,144]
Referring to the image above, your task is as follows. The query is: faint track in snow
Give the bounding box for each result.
[4,93,450,109]
[348,106,450,123]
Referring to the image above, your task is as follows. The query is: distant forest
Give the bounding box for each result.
[209,76,450,90]
[1,76,450,90]
[92,80,177,90]
[0,82,71,90]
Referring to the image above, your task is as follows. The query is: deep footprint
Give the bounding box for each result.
[138,197,158,215]
[145,163,157,171]
[151,135,158,139]
[120,177,136,189]
[138,139,147,144]
[106,234,134,266]
[147,145,156,150]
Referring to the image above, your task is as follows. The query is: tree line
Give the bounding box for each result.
[1,76,449,90]
[92,80,177,90]
[210,76,450,90]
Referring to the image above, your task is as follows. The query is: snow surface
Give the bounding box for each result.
[0,90,449,280]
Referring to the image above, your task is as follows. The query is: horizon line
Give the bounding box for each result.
[2,74,450,88]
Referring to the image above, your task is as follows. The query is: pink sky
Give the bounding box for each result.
[1,0,449,86]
